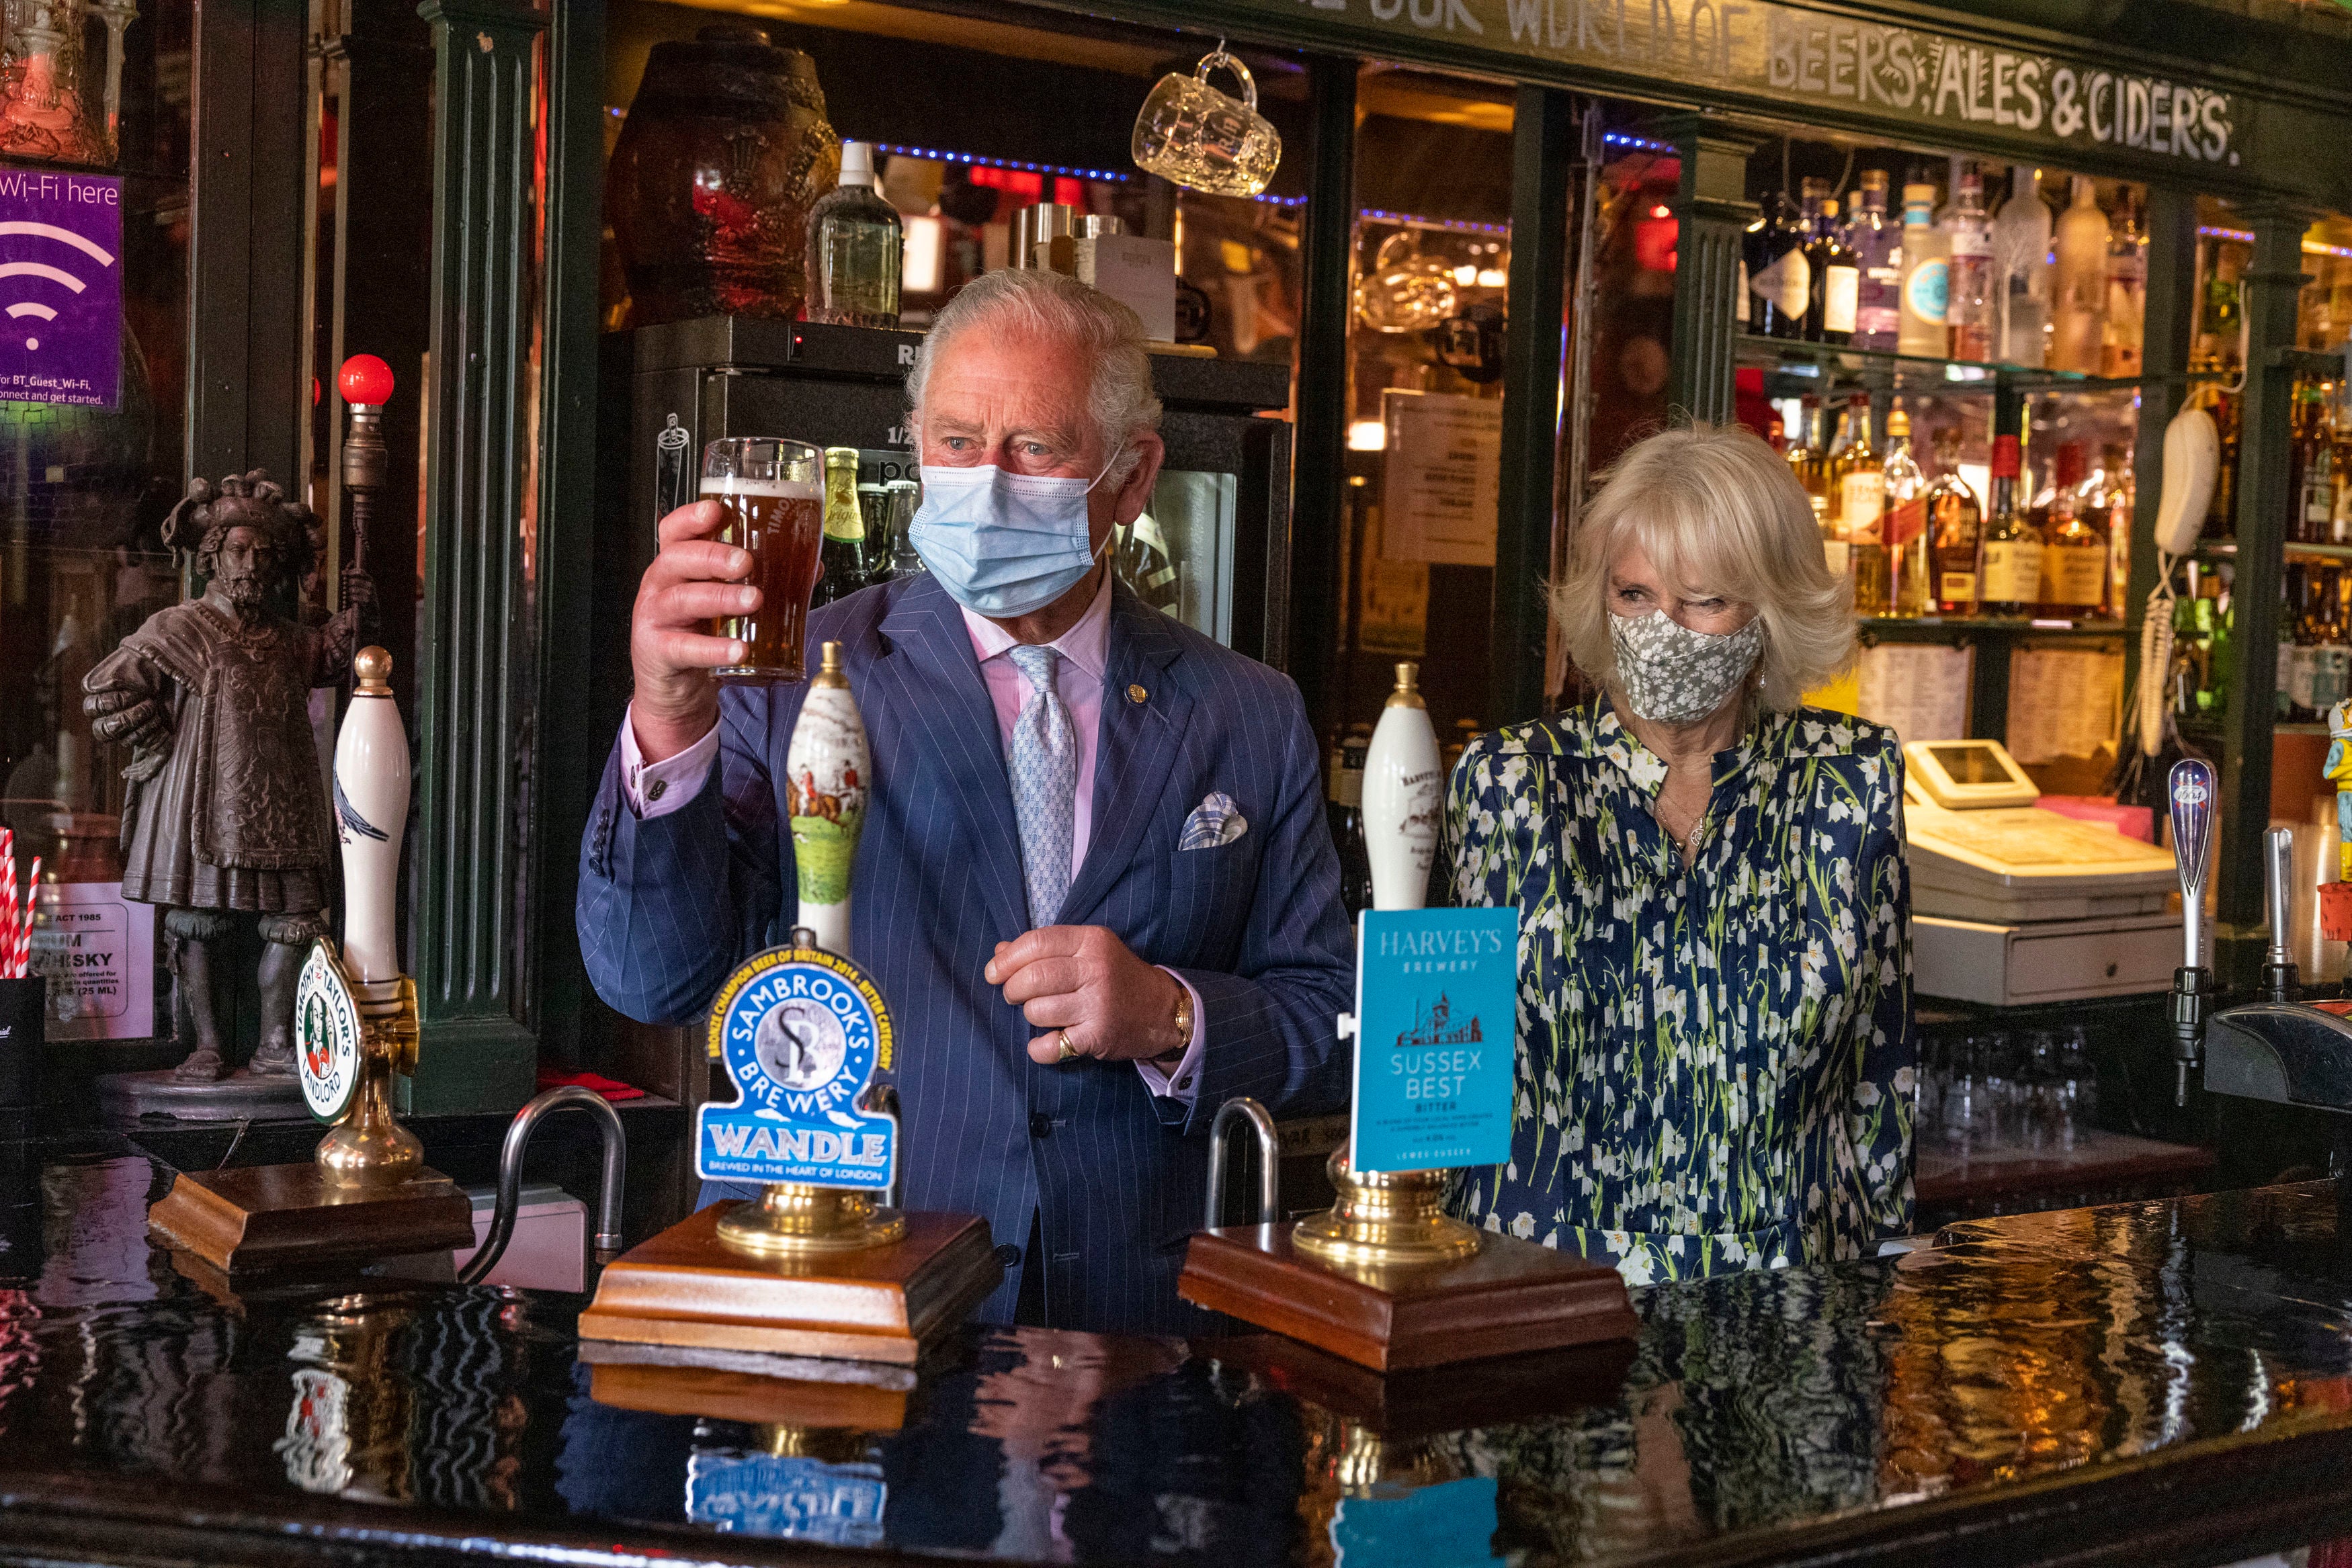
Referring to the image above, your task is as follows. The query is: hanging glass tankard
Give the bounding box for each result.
[1131,46,1282,198]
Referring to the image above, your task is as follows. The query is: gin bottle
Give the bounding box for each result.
[806,140,903,329]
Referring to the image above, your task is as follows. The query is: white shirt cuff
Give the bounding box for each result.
[1134,970,1207,1104]
[620,703,720,820]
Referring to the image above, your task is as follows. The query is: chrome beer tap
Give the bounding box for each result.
[2261,826,2300,1006]
[2167,758,2218,1106]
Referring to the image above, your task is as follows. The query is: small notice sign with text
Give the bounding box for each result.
[0,167,120,408]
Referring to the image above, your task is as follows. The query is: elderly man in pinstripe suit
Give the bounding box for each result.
[577,269,1352,1336]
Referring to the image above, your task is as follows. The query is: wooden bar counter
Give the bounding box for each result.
[3,1133,2352,1568]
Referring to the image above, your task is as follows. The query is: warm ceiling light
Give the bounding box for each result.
[1348,419,1387,451]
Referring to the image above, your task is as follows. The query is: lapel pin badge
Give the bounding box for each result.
[1128,684,1148,705]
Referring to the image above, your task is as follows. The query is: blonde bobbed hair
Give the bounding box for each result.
[1552,423,1855,712]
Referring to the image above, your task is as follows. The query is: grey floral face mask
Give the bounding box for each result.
[1607,609,1763,724]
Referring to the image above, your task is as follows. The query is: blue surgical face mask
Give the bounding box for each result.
[909,456,1120,619]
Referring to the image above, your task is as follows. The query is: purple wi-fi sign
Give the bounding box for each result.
[0,167,120,409]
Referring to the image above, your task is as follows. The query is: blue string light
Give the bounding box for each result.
[1603,130,1676,153]
[1359,208,1511,236]
[868,141,1134,184]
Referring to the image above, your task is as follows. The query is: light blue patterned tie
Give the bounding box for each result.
[1007,643,1077,925]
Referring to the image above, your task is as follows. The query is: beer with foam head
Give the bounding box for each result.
[702,438,824,684]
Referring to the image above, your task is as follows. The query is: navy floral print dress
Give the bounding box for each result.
[1445,695,1915,1285]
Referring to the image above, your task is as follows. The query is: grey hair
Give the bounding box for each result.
[1553,423,1854,711]
[905,269,1163,485]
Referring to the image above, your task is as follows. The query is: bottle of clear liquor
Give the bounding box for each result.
[2101,190,2147,377]
[1849,171,1901,351]
[1944,167,1995,363]
[1839,401,1890,613]
[2051,177,2111,375]
[1883,402,1929,615]
[805,140,904,329]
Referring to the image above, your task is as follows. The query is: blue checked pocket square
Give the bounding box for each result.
[1179,791,1248,851]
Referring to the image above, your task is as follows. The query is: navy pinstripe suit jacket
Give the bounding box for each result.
[577,572,1352,1335]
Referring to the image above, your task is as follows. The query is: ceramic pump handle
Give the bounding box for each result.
[786,642,870,958]
[335,647,411,986]
[1361,662,1441,912]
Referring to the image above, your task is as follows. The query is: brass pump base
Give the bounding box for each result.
[717,1181,909,1256]
[1290,1151,1483,1269]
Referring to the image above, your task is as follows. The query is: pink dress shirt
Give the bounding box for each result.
[620,571,1204,1099]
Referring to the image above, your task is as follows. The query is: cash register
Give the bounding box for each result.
[1903,738,2182,1007]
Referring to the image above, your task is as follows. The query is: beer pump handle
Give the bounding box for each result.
[2262,826,2300,1005]
[786,644,869,959]
[1361,663,1441,914]
[2167,758,2218,1106]
[337,355,394,611]
[335,648,410,988]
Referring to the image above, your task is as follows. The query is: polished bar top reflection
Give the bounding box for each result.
[9,1142,2352,1567]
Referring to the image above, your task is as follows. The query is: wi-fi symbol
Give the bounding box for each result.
[0,221,116,352]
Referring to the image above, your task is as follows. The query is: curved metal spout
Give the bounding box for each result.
[457,1085,626,1287]
[1203,1096,1280,1230]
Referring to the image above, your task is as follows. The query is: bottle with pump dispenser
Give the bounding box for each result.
[806,140,903,329]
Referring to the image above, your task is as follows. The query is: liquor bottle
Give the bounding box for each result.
[2281,562,2310,720]
[1943,167,1995,363]
[813,446,876,607]
[1810,197,1860,347]
[805,141,905,329]
[1978,434,2042,616]
[2315,566,2351,722]
[2171,579,2205,717]
[1841,402,1890,613]
[1926,427,1984,613]
[2333,386,2352,544]
[1793,179,1831,343]
[1884,403,1929,615]
[1746,188,1811,341]
[1850,171,1901,351]
[1327,725,1374,925]
[1822,401,1859,586]
[2090,441,2134,619]
[2294,381,2336,546]
[1812,405,1849,583]
[1897,183,1951,359]
[2037,443,2105,619]
[2051,177,2110,375]
[2207,386,2241,539]
[1990,165,2052,367]
[2197,239,2246,371]
[2101,191,2147,377]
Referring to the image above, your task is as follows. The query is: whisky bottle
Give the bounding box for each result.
[1926,427,1984,613]
[1810,196,1860,347]
[1978,434,2042,616]
[2037,443,2105,619]
[1746,189,1811,341]
[1840,402,1890,613]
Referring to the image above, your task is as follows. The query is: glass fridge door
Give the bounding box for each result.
[1118,468,1238,644]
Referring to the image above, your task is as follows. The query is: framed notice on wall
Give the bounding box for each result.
[1381,389,1502,567]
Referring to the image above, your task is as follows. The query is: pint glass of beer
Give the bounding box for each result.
[703,437,824,683]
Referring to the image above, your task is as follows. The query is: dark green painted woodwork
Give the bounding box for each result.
[2120,187,2197,722]
[186,0,304,486]
[1287,57,1357,731]
[534,0,608,1076]
[2216,202,2315,979]
[1660,113,1761,429]
[1490,85,1577,730]
[409,0,549,1115]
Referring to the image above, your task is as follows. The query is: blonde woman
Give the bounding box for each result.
[1446,423,1914,1284]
